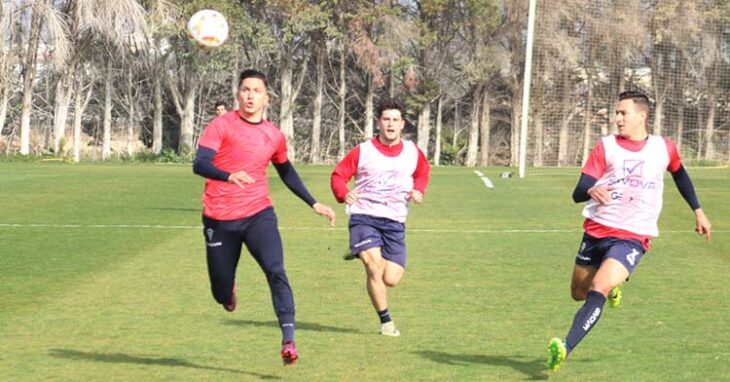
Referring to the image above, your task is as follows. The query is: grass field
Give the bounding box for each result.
[0,162,728,381]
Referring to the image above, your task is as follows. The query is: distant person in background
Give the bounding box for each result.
[193,69,336,366]
[547,90,712,372]
[330,99,430,337]
[214,101,227,116]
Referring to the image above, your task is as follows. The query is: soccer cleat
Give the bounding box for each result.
[281,341,298,366]
[343,251,358,261]
[608,285,622,308]
[547,337,567,371]
[380,321,401,337]
[223,283,237,312]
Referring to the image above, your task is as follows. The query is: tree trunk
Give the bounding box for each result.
[311,42,325,164]
[126,64,135,156]
[510,98,520,167]
[704,85,716,161]
[102,59,113,160]
[533,109,543,167]
[434,96,442,166]
[179,87,196,155]
[52,72,72,154]
[152,71,163,154]
[0,85,8,142]
[337,39,346,159]
[465,90,480,167]
[557,70,571,167]
[279,50,295,160]
[582,66,594,166]
[72,71,93,163]
[364,74,374,139]
[20,0,43,155]
[417,102,431,158]
[478,87,491,167]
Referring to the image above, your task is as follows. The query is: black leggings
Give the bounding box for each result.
[202,207,294,325]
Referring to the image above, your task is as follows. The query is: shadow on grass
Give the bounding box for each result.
[48,349,280,380]
[224,319,362,334]
[415,351,549,381]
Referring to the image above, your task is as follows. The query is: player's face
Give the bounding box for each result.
[377,109,405,146]
[237,78,268,121]
[615,99,647,140]
[215,106,226,116]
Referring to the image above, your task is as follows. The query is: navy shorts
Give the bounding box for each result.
[575,233,645,274]
[348,214,407,267]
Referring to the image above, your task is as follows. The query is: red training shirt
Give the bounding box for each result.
[197,111,288,220]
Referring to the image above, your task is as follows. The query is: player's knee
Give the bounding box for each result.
[571,286,588,301]
[365,262,384,279]
[383,275,400,287]
[589,281,613,297]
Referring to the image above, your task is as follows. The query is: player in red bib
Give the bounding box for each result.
[547,91,712,371]
[193,70,336,366]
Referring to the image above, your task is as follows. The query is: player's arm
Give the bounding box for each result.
[272,139,335,226]
[193,146,254,187]
[410,147,431,204]
[666,139,711,241]
[572,173,598,203]
[330,147,359,204]
[572,141,612,204]
[193,146,229,181]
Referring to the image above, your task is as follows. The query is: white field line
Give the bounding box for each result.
[473,170,494,188]
[0,223,724,234]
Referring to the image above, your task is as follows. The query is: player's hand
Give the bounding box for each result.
[694,208,712,242]
[312,202,336,227]
[344,190,359,205]
[409,190,424,204]
[587,184,614,205]
[227,170,255,189]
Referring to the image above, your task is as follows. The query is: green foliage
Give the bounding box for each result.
[128,148,193,163]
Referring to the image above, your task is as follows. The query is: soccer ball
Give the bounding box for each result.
[186,9,229,49]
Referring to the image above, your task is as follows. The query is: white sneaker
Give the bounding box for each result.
[380,321,400,337]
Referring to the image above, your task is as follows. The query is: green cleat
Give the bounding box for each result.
[547,337,567,371]
[608,285,622,308]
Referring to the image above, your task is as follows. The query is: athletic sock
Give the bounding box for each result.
[281,322,295,343]
[377,308,392,324]
[565,290,606,355]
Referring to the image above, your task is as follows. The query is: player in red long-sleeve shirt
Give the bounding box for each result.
[331,99,430,337]
[193,70,335,366]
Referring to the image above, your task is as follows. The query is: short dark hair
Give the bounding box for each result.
[619,90,650,115]
[376,99,406,119]
[238,69,268,89]
[214,101,226,108]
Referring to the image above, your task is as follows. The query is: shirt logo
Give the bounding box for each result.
[623,160,644,178]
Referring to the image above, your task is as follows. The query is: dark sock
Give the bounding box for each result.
[565,290,606,355]
[281,322,295,343]
[377,308,392,324]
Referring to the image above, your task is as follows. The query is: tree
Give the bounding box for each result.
[19,0,45,155]
[255,0,327,161]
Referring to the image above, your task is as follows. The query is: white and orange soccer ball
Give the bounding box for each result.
[186,9,229,49]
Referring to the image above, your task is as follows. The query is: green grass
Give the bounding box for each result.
[0,163,728,381]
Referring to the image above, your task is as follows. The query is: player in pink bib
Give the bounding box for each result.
[193,70,336,366]
[547,91,712,371]
[330,99,431,337]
